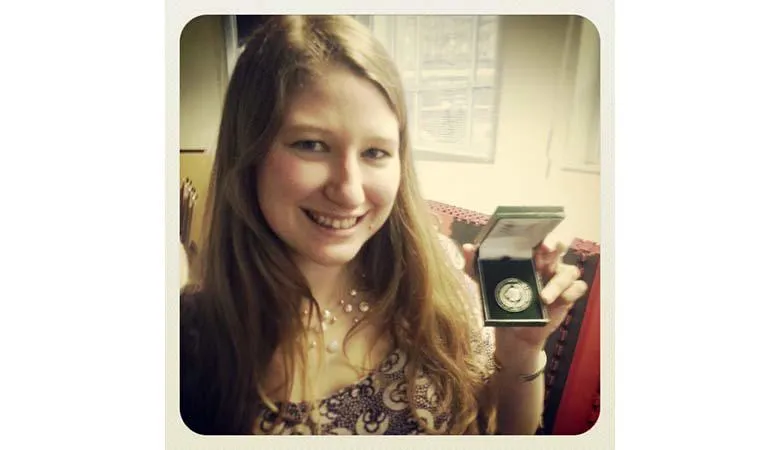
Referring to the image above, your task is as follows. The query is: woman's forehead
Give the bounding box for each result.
[279,67,400,144]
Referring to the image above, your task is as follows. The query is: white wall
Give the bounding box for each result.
[414,16,601,244]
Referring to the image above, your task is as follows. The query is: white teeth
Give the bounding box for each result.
[308,211,358,229]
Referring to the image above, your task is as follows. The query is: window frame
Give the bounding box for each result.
[363,15,504,164]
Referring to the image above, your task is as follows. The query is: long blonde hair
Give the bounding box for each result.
[185,15,495,434]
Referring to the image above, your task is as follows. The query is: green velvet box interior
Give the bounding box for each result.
[478,258,547,326]
[473,206,565,327]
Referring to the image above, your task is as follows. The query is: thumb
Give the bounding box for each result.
[462,243,477,278]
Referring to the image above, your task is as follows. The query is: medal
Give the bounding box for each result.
[494,278,534,313]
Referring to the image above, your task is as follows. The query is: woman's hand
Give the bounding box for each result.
[462,241,588,367]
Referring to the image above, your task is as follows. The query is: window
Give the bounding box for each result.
[361,16,502,163]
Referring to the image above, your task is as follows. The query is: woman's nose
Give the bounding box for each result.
[325,155,365,207]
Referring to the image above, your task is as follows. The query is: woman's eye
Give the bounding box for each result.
[291,140,327,152]
[363,148,390,160]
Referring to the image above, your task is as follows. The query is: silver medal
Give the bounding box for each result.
[494,278,534,313]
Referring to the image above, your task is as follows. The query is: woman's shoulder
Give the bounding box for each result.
[180,286,206,317]
[179,289,220,433]
[180,289,203,331]
[180,290,207,375]
[180,289,208,357]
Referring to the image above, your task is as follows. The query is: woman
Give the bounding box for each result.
[180,15,587,435]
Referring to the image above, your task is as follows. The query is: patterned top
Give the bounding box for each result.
[252,271,495,435]
[253,348,451,435]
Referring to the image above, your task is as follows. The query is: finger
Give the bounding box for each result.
[535,239,566,255]
[546,241,568,267]
[557,280,588,304]
[462,243,477,278]
[540,263,581,304]
[553,241,568,257]
[535,241,568,279]
[533,247,555,274]
[533,240,553,253]
[544,293,578,325]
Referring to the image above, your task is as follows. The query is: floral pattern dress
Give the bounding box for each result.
[253,262,496,435]
[253,348,452,435]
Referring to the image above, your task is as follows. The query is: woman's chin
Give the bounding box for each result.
[299,249,361,268]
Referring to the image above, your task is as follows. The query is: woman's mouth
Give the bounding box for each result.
[303,209,366,230]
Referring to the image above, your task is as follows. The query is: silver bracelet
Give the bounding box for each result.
[516,351,547,382]
[494,351,547,382]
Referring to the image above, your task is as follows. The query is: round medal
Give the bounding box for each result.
[494,278,534,313]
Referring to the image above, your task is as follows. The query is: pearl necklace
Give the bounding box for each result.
[302,288,371,354]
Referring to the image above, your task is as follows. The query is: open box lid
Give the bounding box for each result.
[473,206,565,259]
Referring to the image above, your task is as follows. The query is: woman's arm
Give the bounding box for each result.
[491,342,546,434]
[454,268,545,435]
[457,241,586,435]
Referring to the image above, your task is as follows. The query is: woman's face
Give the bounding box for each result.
[257,65,402,268]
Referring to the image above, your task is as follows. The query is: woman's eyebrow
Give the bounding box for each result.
[368,136,399,149]
[281,122,398,148]
[280,122,333,136]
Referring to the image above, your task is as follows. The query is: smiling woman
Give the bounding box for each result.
[180,15,587,436]
[257,64,402,269]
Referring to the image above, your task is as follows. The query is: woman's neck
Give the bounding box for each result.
[295,259,358,308]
